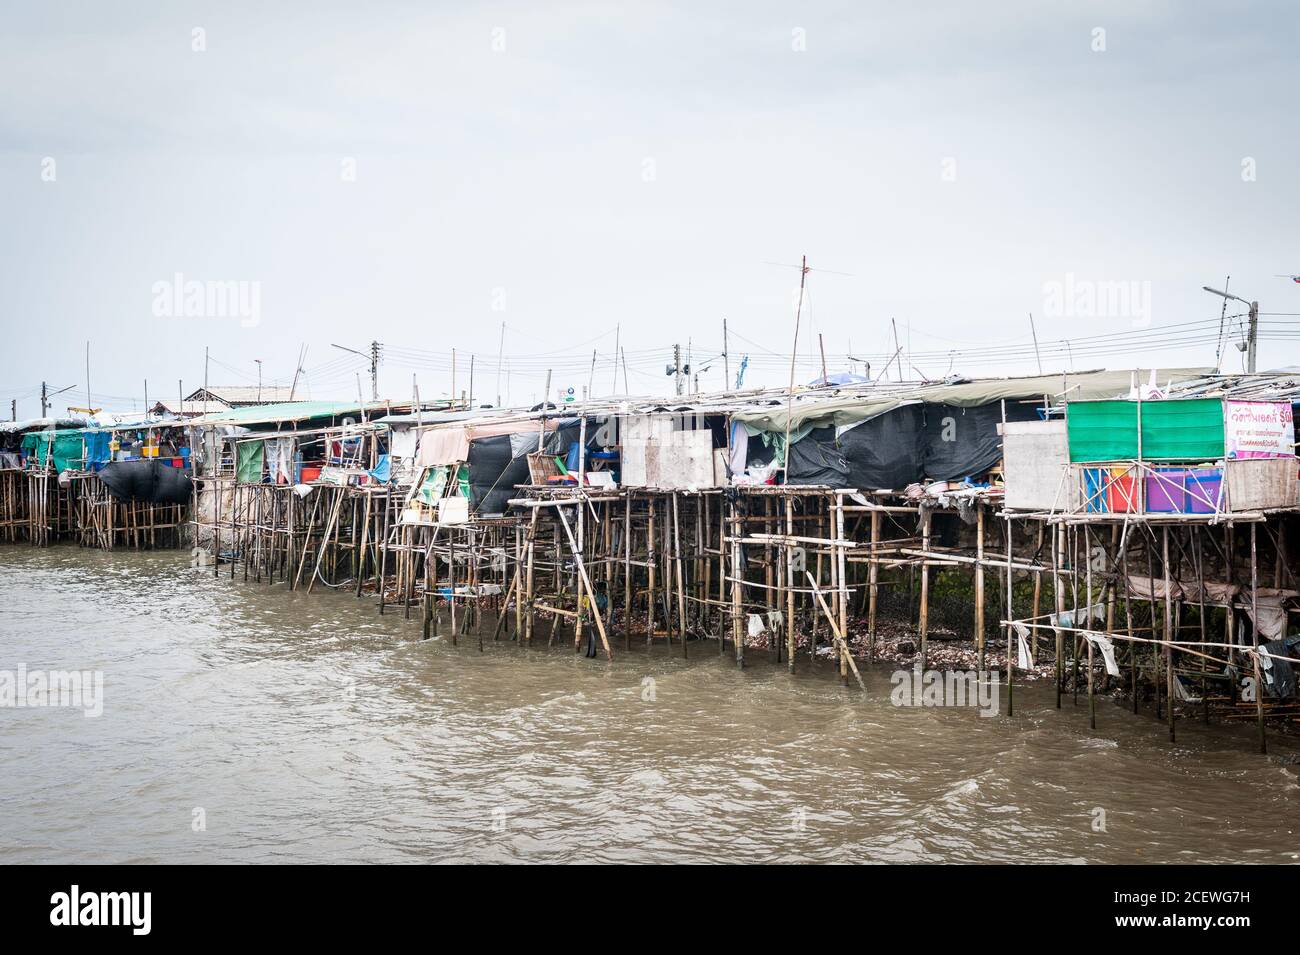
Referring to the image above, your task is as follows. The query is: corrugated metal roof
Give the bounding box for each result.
[0,416,89,434]
[731,368,1213,432]
[151,400,227,415]
[375,407,508,426]
[184,385,297,405]
[188,400,399,427]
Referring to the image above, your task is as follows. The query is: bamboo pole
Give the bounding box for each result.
[805,572,866,693]
[556,503,612,660]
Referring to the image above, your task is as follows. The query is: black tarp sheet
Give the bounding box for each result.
[466,434,523,516]
[920,402,1040,481]
[98,460,192,504]
[784,429,850,486]
[795,401,1042,489]
[466,422,581,516]
[834,404,924,490]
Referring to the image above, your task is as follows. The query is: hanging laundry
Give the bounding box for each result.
[1013,622,1034,669]
[728,422,748,478]
[1256,635,1300,698]
[368,453,391,484]
[1081,631,1120,677]
[236,440,265,484]
[1173,676,1203,703]
[747,614,765,638]
[1050,602,1107,630]
[1243,590,1296,641]
[266,438,294,485]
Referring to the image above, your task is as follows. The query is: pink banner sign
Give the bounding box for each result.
[1225,400,1295,459]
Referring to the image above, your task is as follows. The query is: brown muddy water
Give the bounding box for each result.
[1,546,1297,864]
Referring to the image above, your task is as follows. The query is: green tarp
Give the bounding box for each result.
[236,440,265,483]
[415,464,470,506]
[416,465,449,506]
[1068,398,1225,462]
[20,429,84,473]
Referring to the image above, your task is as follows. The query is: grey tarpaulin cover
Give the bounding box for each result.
[920,402,1040,481]
[467,433,528,516]
[798,400,1039,488]
[468,422,579,516]
[1259,635,1300,699]
[784,435,850,486]
[730,368,1210,434]
[98,460,192,505]
[835,404,924,489]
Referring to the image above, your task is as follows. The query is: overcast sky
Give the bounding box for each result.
[2,0,1297,415]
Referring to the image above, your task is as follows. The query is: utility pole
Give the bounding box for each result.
[722,319,730,394]
[1028,313,1043,375]
[41,382,74,419]
[1248,299,1259,373]
[668,344,685,396]
[1202,286,1260,373]
[331,341,381,401]
[782,254,810,473]
[289,344,306,400]
[611,324,620,395]
[496,322,505,407]
[254,360,262,403]
[369,340,381,400]
[890,319,900,380]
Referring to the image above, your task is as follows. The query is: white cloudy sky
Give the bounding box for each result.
[2,0,1297,414]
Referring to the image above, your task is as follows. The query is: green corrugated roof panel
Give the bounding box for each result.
[1068,398,1225,463]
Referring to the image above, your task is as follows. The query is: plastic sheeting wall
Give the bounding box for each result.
[835,406,924,490]
[465,423,579,516]
[921,402,1041,481]
[784,432,850,486]
[803,402,1040,490]
[99,460,192,504]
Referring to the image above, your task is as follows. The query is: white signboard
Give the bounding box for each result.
[1225,400,1294,459]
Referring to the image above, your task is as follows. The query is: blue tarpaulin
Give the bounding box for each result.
[368,453,392,484]
[83,431,112,471]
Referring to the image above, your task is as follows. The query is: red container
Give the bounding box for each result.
[170,457,184,468]
[1107,467,1140,513]
[301,466,322,483]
